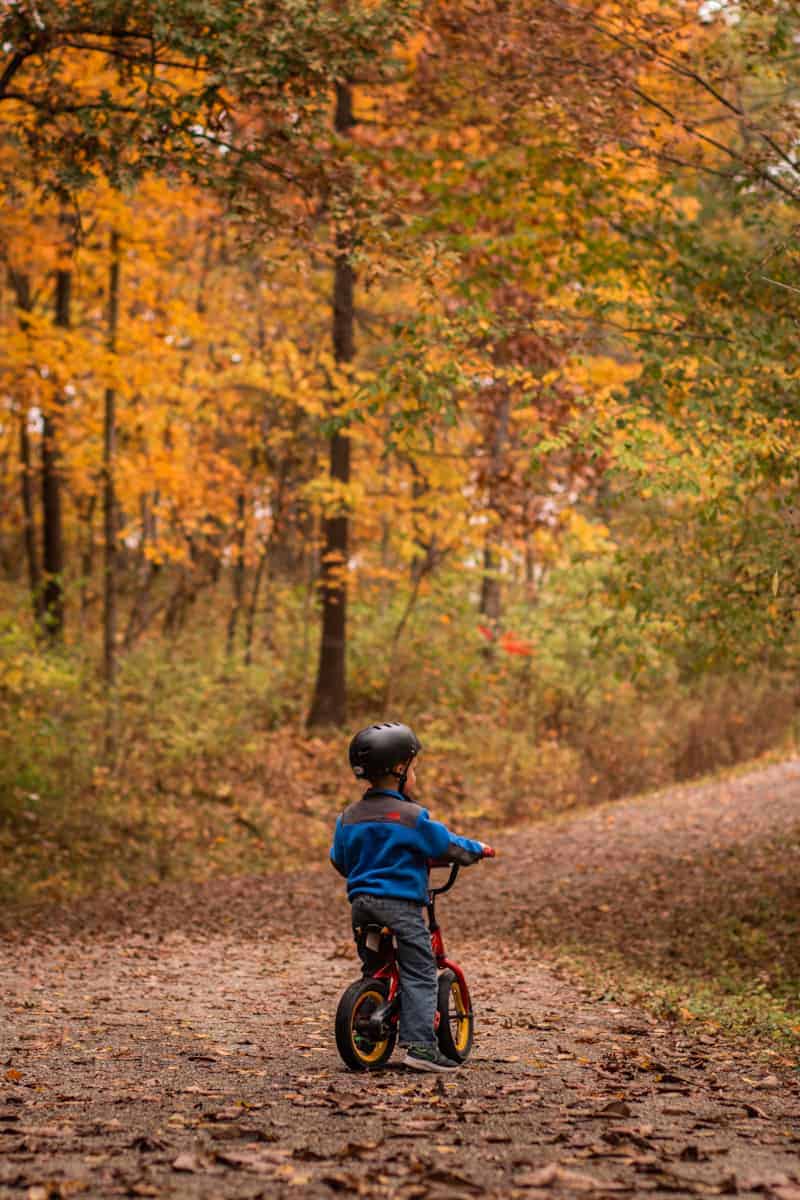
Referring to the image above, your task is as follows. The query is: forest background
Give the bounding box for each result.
[2,0,800,912]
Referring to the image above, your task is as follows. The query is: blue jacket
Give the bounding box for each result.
[330,788,484,903]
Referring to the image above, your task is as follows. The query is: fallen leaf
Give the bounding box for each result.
[427,1166,483,1192]
[599,1100,632,1118]
[172,1152,202,1172]
[336,1140,380,1159]
[321,1172,361,1192]
[292,1146,330,1162]
[130,1135,167,1153]
[514,1163,623,1191]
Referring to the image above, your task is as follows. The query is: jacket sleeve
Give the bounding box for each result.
[414,810,485,866]
[330,817,347,877]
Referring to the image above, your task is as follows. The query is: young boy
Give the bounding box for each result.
[330,721,492,1073]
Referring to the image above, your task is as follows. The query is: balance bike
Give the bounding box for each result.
[335,850,495,1070]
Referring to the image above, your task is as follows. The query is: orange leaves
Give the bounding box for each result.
[478,625,534,656]
[565,357,643,409]
[0,152,262,569]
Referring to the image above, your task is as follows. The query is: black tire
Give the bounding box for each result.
[335,977,396,1071]
[437,968,474,1063]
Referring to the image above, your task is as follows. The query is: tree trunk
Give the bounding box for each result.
[123,560,159,649]
[163,566,188,637]
[0,438,12,577]
[163,542,206,639]
[79,495,96,633]
[226,491,246,657]
[19,413,40,615]
[8,269,41,622]
[479,541,503,626]
[300,525,319,714]
[307,80,354,729]
[104,231,120,690]
[524,533,538,603]
[479,389,512,635]
[41,215,73,639]
[244,540,268,666]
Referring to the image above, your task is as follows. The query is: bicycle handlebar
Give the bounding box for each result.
[428,846,497,897]
[429,863,460,896]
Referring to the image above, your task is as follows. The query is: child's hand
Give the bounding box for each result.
[479,844,497,858]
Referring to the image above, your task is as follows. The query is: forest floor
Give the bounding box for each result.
[3,759,800,1199]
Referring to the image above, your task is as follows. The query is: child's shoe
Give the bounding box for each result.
[402,1044,461,1072]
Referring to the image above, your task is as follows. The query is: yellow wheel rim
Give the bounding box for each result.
[351,989,390,1065]
[451,981,471,1053]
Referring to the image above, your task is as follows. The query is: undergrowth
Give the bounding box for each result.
[1,568,798,910]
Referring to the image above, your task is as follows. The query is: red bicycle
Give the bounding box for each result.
[335,850,495,1071]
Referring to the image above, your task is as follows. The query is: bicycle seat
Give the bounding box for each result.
[354,923,395,967]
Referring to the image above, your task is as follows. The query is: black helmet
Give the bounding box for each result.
[349,722,421,783]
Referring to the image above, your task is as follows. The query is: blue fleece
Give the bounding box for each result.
[330,788,484,903]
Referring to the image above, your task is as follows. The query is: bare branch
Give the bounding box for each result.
[759,275,800,297]
[542,0,800,201]
[627,81,800,204]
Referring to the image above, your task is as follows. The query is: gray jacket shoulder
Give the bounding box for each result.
[342,795,423,828]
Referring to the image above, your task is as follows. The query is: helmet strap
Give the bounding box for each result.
[391,759,412,795]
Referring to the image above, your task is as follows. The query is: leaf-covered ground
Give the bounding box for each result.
[3,760,800,1199]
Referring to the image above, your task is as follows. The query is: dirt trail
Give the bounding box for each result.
[2,760,800,1199]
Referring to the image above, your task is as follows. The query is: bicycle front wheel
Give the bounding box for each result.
[437,969,474,1062]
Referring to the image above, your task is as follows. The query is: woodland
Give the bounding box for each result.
[6,8,800,1197]
[2,0,800,904]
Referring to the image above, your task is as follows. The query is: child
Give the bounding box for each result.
[330,721,492,1073]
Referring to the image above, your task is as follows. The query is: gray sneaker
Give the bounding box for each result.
[402,1044,461,1072]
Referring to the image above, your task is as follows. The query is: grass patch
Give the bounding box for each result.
[527,823,800,1054]
[555,947,800,1051]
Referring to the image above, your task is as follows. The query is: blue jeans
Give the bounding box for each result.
[351,894,437,1048]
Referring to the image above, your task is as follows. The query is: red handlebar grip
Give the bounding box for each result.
[481,845,497,858]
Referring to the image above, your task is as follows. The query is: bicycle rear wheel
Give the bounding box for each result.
[335,977,396,1070]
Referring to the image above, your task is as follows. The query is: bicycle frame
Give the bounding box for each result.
[428,864,473,1024]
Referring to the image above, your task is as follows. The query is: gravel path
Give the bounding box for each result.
[2,758,800,1198]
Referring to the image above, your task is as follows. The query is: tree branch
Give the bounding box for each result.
[627,80,800,204]
[4,91,141,116]
[0,46,37,101]
[541,0,800,202]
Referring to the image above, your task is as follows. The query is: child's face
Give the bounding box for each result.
[404,759,417,795]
